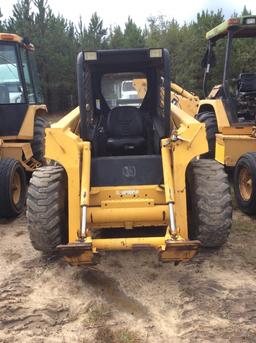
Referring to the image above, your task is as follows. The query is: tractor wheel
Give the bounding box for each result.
[234,153,256,215]
[31,116,50,163]
[196,111,218,158]
[0,159,27,218]
[186,159,232,247]
[27,166,68,252]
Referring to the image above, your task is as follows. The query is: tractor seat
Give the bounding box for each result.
[106,106,146,155]
[238,73,256,96]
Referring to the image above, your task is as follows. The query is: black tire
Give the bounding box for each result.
[27,166,68,252]
[0,159,27,218]
[186,159,232,247]
[196,111,218,158]
[31,116,50,163]
[234,152,256,215]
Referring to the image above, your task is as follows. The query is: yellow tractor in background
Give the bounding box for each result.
[0,33,48,217]
[196,15,256,214]
[27,48,232,265]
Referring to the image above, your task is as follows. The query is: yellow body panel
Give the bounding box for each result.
[216,133,256,166]
[1,105,47,140]
[90,185,165,206]
[0,105,47,171]
[198,99,230,131]
[0,33,22,44]
[18,105,47,139]
[171,83,199,116]
[198,99,256,166]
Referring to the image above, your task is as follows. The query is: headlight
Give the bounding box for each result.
[149,49,163,58]
[84,52,97,61]
[245,17,256,25]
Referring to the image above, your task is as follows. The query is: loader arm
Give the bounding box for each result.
[133,79,200,117]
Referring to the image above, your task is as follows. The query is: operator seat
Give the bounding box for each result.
[106,106,146,155]
[238,73,256,96]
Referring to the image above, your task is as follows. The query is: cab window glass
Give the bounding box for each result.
[0,44,24,104]
[101,72,147,109]
[29,51,44,103]
[20,48,36,103]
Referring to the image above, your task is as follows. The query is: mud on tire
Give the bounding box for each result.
[27,165,68,252]
[186,159,232,247]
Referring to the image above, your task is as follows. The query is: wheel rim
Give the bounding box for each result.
[12,171,21,205]
[238,166,252,201]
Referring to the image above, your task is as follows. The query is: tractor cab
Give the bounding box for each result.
[0,33,44,137]
[76,48,171,187]
[0,33,48,218]
[202,15,256,125]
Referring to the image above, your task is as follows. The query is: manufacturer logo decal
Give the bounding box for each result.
[122,165,136,178]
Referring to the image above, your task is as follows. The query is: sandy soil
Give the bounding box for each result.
[0,208,255,343]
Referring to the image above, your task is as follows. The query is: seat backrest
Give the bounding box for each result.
[238,73,256,94]
[107,106,144,138]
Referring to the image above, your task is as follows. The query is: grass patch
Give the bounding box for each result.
[85,301,112,325]
[113,328,142,343]
[95,327,142,343]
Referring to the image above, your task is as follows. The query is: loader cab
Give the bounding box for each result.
[76,48,171,187]
[77,48,171,155]
[0,33,44,137]
[202,15,256,125]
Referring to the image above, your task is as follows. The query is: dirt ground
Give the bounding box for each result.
[0,204,255,343]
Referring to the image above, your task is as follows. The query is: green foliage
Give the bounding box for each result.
[109,25,125,48]
[1,2,255,112]
[78,12,108,50]
[123,17,145,48]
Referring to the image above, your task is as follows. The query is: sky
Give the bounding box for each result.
[1,0,256,28]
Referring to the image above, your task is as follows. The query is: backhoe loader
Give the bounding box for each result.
[195,15,256,214]
[27,48,232,265]
[0,33,48,218]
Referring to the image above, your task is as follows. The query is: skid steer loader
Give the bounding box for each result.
[0,33,48,218]
[27,48,232,265]
[196,15,256,214]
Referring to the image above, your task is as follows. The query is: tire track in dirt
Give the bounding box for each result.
[0,267,71,338]
[176,251,256,343]
[0,210,255,343]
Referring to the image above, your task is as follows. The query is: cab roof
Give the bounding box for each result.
[0,33,34,50]
[83,48,167,73]
[206,15,256,41]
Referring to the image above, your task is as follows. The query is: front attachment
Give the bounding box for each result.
[57,242,100,266]
[159,240,200,263]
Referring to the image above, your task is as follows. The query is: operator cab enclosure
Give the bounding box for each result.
[201,15,256,125]
[0,33,44,137]
[76,48,171,187]
[77,48,171,154]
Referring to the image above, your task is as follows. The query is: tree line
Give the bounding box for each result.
[0,0,253,112]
